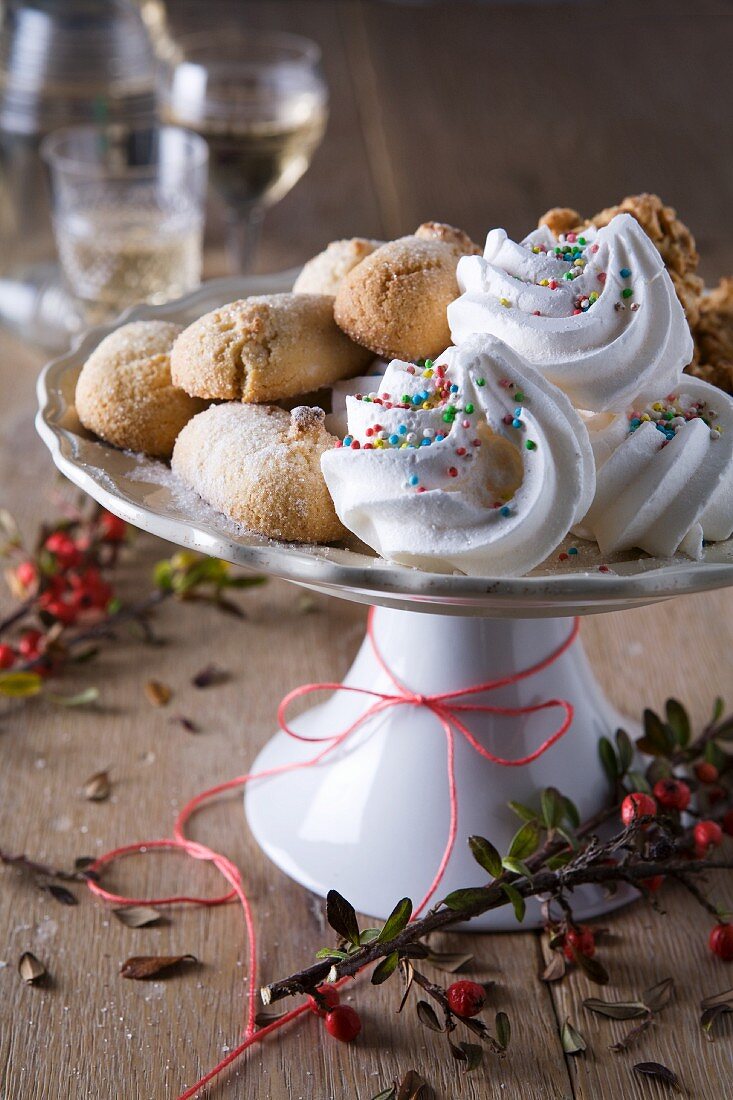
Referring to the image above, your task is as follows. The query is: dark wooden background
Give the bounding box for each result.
[1,2,733,1098]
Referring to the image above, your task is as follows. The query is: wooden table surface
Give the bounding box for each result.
[2,2,733,1098]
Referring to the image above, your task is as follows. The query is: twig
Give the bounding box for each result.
[262,856,733,1005]
[0,848,87,883]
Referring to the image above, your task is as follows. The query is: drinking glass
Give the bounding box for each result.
[42,124,208,323]
[159,28,328,273]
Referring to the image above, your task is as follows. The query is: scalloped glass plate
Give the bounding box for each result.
[35,272,733,617]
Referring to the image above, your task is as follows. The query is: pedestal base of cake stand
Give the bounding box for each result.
[245,605,636,930]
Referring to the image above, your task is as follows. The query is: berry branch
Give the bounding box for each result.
[0,495,264,702]
[263,697,733,1057]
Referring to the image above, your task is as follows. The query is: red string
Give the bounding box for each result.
[87,611,579,1098]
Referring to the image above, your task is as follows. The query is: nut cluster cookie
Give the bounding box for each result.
[170,293,372,404]
[333,222,480,362]
[172,403,346,543]
[75,321,206,459]
[540,193,704,327]
[687,277,733,393]
[293,237,383,296]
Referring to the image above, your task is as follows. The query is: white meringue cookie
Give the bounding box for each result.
[577,377,733,559]
[325,359,388,437]
[321,335,595,576]
[447,213,693,412]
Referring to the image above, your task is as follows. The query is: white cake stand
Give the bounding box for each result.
[36,274,733,930]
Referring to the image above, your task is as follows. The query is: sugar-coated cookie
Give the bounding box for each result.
[333,222,480,361]
[75,321,206,459]
[293,238,383,296]
[170,293,372,404]
[171,403,346,543]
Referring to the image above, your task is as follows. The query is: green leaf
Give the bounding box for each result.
[561,1018,586,1054]
[500,883,525,922]
[455,1041,483,1071]
[495,1011,511,1051]
[0,671,42,697]
[377,897,412,943]
[359,928,381,945]
[665,699,690,747]
[508,820,540,860]
[625,770,651,793]
[615,728,635,773]
[561,796,580,829]
[507,800,538,823]
[225,575,267,589]
[547,851,573,870]
[314,947,348,960]
[501,856,533,880]
[443,887,489,912]
[704,741,727,770]
[541,787,563,830]
[47,687,99,708]
[152,560,174,591]
[325,890,360,947]
[574,951,609,985]
[642,708,675,755]
[712,696,725,724]
[371,951,400,985]
[370,1089,396,1100]
[468,835,502,878]
[598,736,619,783]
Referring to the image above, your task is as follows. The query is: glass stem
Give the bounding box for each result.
[226,205,265,274]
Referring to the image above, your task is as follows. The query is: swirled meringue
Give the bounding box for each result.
[320,335,595,576]
[576,377,733,559]
[447,213,693,412]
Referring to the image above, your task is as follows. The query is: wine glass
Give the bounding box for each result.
[42,124,208,324]
[159,28,328,273]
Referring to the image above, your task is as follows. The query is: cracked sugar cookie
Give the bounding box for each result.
[172,403,346,543]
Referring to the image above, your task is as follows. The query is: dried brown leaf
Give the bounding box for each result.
[633,1062,681,1092]
[112,906,162,928]
[119,954,196,980]
[642,977,674,1013]
[83,769,111,802]
[18,952,46,984]
[43,883,78,906]
[701,987,733,1011]
[144,680,171,707]
[584,997,648,1021]
[416,999,443,1032]
[396,1070,429,1100]
[169,714,200,733]
[191,665,230,689]
[561,1018,587,1054]
[541,951,567,982]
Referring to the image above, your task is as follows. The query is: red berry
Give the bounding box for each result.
[695,761,719,784]
[694,819,723,854]
[710,923,733,961]
[308,985,340,1017]
[0,644,15,669]
[563,925,596,961]
[446,980,487,1017]
[99,511,127,543]
[15,560,37,588]
[653,778,691,812]
[642,875,665,892]
[45,531,82,568]
[40,595,78,625]
[620,792,657,827]
[18,630,43,659]
[324,1004,361,1042]
[722,810,733,837]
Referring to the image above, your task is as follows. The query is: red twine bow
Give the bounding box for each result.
[87,610,579,1099]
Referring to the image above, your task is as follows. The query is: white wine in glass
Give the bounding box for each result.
[160,29,328,272]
